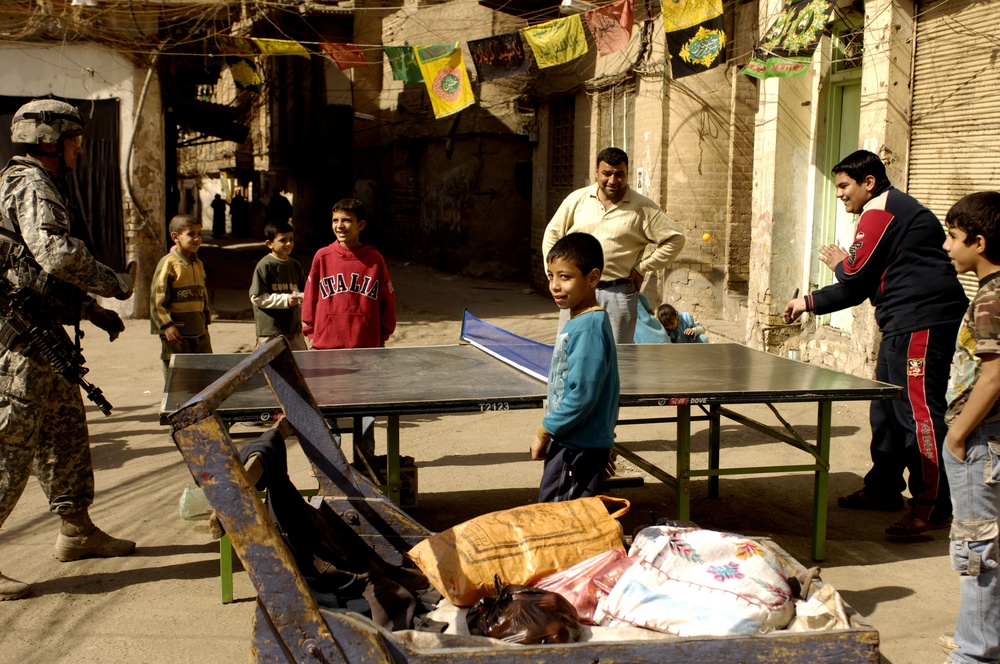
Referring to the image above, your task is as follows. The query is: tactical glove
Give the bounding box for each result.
[87,301,125,342]
[114,261,137,301]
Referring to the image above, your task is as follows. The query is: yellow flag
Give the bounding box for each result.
[662,0,723,33]
[251,38,311,58]
[414,43,476,119]
[522,14,589,69]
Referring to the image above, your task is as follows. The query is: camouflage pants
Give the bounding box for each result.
[0,348,94,530]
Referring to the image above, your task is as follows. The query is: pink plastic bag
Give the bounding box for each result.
[535,549,633,624]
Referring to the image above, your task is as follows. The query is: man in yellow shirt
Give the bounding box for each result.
[542,147,685,343]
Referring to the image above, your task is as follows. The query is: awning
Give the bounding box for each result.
[170,98,249,144]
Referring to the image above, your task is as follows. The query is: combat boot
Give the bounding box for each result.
[53,510,136,562]
[0,571,30,600]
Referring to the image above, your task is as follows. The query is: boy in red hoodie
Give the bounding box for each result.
[302,198,396,349]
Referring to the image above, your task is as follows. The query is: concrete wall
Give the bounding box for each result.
[0,43,164,320]
[374,0,535,278]
[662,62,753,319]
[747,0,832,354]
[530,1,758,325]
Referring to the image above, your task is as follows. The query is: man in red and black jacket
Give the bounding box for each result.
[784,149,968,537]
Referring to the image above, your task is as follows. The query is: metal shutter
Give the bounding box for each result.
[907,0,1000,300]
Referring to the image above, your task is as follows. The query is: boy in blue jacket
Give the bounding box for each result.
[656,303,708,344]
[531,233,620,502]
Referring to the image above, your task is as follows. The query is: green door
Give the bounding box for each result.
[816,73,861,331]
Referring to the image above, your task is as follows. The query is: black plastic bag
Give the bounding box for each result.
[466,575,583,644]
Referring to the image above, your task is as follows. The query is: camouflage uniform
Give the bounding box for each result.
[0,154,126,528]
[947,275,1000,424]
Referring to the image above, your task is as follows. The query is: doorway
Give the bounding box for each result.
[814,26,862,332]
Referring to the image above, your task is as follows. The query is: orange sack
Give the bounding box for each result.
[407,496,629,606]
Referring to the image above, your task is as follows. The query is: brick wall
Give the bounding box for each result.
[662,64,736,318]
[528,0,758,322]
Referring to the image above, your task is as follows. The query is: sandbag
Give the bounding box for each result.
[407,496,628,606]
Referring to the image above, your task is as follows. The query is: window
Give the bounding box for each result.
[597,81,635,168]
[549,97,575,191]
[831,26,863,75]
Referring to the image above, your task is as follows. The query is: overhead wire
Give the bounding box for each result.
[0,1,963,80]
[3,0,994,157]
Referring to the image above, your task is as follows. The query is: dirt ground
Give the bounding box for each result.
[0,246,958,664]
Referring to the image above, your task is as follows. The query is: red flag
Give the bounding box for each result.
[320,42,370,70]
[584,0,634,56]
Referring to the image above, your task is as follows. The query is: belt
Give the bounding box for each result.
[597,278,632,289]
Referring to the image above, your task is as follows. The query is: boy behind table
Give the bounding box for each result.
[656,303,708,344]
[150,214,212,378]
[302,198,395,349]
[250,220,306,350]
[531,233,620,502]
[942,191,1000,664]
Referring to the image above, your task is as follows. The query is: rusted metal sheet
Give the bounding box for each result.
[252,603,878,663]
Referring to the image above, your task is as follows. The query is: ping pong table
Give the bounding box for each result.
[162,330,899,561]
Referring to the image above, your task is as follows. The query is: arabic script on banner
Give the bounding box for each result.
[742,0,835,79]
[414,43,476,119]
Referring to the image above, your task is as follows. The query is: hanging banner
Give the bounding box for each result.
[216,35,258,58]
[217,36,261,91]
[251,38,311,58]
[384,45,424,83]
[414,43,476,119]
[662,0,725,32]
[583,0,634,56]
[663,0,725,79]
[320,42,369,70]
[522,14,589,69]
[467,32,529,82]
[228,60,262,90]
[742,0,836,80]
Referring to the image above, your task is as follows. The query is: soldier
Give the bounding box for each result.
[0,99,137,600]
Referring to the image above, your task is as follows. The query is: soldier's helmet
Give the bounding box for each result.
[10,99,85,145]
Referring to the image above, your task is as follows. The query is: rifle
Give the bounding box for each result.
[0,280,113,416]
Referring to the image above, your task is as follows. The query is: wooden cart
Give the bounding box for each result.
[168,338,880,663]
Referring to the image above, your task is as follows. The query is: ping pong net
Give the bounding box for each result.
[460,310,553,383]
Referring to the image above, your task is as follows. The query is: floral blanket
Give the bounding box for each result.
[592,525,796,636]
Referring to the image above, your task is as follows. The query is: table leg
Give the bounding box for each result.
[708,405,721,499]
[676,405,692,521]
[352,416,362,467]
[812,401,832,561]
[220,534,234,604]
[386,414,401,505]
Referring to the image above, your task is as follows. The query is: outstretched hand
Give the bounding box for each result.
[818,244,848,271]
[114,261,138,301]
[782,297,807,324]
